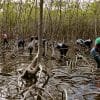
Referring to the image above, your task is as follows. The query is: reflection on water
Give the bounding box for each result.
[0,56,100,100]
[94,77,100,88]
[94,74,100,100]
[95,94,100,100]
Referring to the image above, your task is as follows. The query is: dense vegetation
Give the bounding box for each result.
[0,0,100,40]
[0,1,100,100]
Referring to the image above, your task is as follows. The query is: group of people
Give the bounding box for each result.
[56,37,100,70]
[1,33,100,69]
[76,37,100,69]
[17,36,69,58]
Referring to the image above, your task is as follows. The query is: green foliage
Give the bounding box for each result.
[0,0,99,39]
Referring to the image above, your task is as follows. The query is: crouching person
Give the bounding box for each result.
[76,39,84,46]
[90,37,100,69]
[56,43,69,59]
[76,38,92,49]
[18,37,25,50]
[84,39,92,49]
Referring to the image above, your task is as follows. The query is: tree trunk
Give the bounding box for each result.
[37,0,43,63]
[94,16,97,37]
[37,0,44,99]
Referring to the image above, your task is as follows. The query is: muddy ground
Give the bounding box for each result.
[0,42,100,100]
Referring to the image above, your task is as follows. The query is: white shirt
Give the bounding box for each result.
[28,40,35,48]
[3,34,7,39]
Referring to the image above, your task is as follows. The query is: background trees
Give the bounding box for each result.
[0,0,99,41]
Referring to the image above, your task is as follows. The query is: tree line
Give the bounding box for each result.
[0,0,100,41]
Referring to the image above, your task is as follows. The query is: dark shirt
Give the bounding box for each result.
[90,47,100,68]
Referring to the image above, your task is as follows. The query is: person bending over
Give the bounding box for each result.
[56,43,69,59]
[90,37,100,69]
[76,38,92,49]
[18,37,25,49]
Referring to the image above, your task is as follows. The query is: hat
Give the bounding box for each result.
[95,37,100,45]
